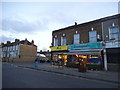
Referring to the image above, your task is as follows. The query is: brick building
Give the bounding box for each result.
[2,39,37,62]
[50,14,120,71]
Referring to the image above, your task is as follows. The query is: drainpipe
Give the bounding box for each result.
[102,22,108,71]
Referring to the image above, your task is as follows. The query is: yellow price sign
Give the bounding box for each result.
[51,46,68,51]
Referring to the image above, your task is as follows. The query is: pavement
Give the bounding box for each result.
[6,62,120,84]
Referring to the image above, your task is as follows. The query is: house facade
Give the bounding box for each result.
[2,39,37,62]
[50,14,120,71]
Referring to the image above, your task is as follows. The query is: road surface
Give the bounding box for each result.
[2,62,118,88]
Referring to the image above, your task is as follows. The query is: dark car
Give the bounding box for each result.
[37,58,46,63]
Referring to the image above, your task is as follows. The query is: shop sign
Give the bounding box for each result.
[69,42,103,50]
[51,46,68,51]
[105,41,120,48]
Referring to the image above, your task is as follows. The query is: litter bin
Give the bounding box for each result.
[78,61,87,72]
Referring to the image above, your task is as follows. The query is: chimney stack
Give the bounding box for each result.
[7,41,11,44]
[31,40,34,45]
[75,22,77,26]
[7,41,11,45]
[15,39,20,43]
[25,38,28,45]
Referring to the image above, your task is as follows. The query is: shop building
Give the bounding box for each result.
[50,14,120,71]
[2,39,37,62]
[102,14,120,71]
[68,42,104,70]
[50,45,69,65]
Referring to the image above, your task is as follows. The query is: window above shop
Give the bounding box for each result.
[54,38,58,46]
[89,31,97,43]
[74,33,80,44]
[109,26,119,40]
[61,36,66,46]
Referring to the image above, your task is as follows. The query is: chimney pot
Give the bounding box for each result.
[75,22,77,25]
[24,38,28,45]
[31,40,34,45]
[15,39,20,42]
[7,41,11,44]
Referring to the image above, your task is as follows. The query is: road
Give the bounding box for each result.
[2,62,118,88]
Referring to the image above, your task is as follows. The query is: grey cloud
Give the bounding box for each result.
[0,35,15,43]
[2,18,48,34]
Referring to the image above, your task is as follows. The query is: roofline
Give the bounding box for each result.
[1,39,37,47]
[53,14,120,33]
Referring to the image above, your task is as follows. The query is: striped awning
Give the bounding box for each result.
[67,49,103,55]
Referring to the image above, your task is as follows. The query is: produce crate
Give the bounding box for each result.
[86,64,101,70]
[66,62,79,68]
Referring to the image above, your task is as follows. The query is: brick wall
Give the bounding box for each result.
[19,44,37,62]
[52,22,102,46]
[102,18,119,41]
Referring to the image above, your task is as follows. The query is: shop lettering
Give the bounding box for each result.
[74,45,89,48]
[57,47,61,49]
[70,42,103,50]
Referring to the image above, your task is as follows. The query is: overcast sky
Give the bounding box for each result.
[0,1,119,51]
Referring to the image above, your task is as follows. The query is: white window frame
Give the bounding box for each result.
[3,53,6,57]
[54,38,58,46]
[89,31,97,43]
[7,53,9,58]
[61,36,66,46]
[16,45,18,50]
[10,46,12,51]
[3,47,7,51]
[74,34,80,44]
[8,47,10,51]
[13,46,15,51]
[109,26,119,40]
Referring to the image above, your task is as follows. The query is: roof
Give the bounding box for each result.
[53,14,120,33]
[2,39,37,47]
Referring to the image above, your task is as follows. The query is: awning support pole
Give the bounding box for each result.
[103,49,108,71]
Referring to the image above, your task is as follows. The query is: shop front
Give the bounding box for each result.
[68,42,104,70]
[50,46,68,65]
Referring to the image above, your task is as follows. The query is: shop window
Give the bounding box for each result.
[74,34,80,44]
[54,38,58,46]
[109,26,119,40]
[89,31,97,43]
[106,48,120,63]
[61,36,66,46]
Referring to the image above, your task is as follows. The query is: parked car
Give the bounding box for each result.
[46,59,50,63]
[37,58,46,63]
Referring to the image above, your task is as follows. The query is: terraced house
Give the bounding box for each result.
[50,14,120,71]
[2,39,37,62]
